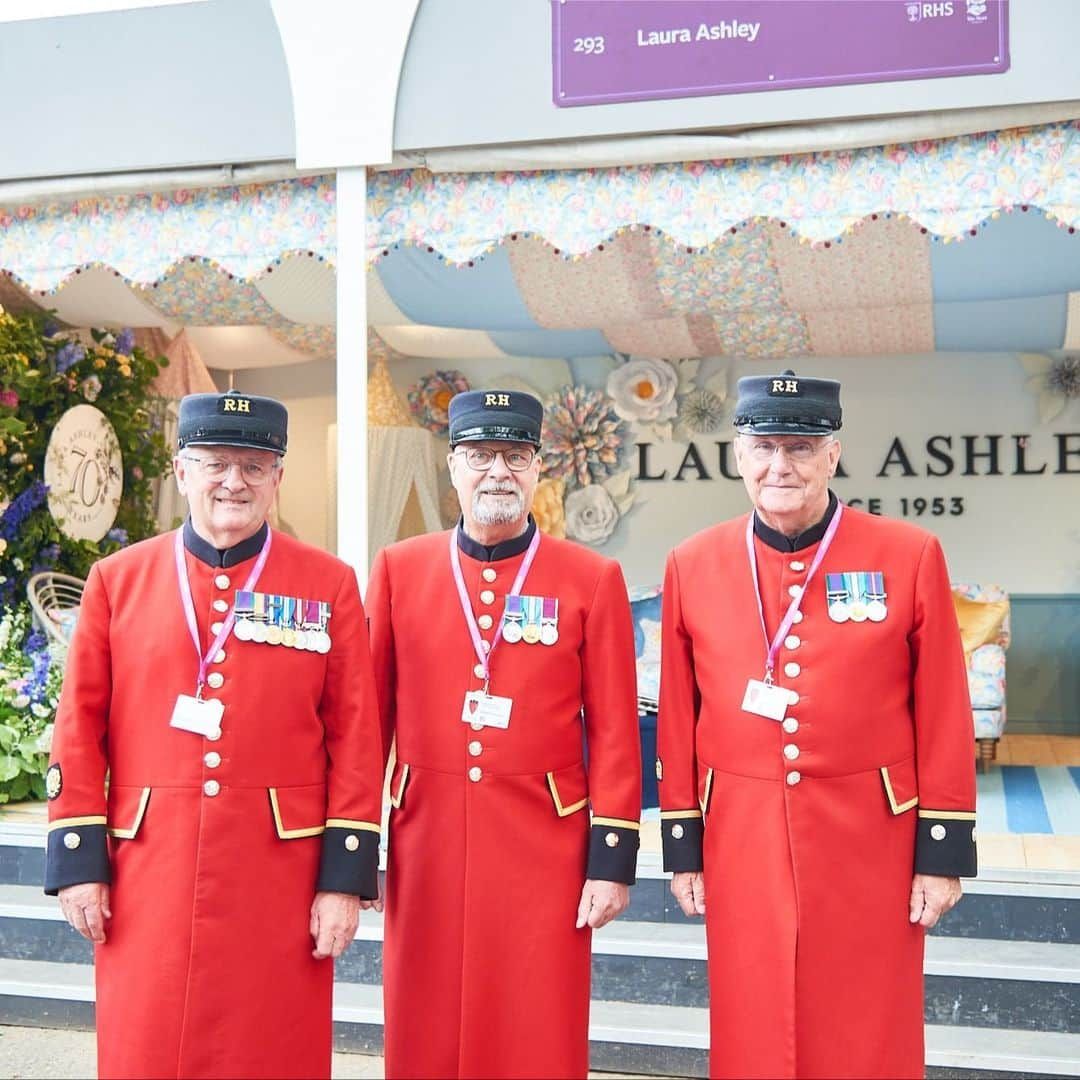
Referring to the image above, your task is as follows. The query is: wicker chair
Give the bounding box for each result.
[26,572,87,648]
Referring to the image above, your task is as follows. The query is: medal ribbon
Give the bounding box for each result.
[450,526,541,691]
[174,527,273,696]
[744,502,844,684]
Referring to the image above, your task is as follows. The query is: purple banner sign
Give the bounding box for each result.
[553,1,1009,108]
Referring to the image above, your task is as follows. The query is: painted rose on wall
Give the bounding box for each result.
[564,484,619,546]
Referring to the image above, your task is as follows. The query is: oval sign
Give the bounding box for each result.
[44,405,124,542]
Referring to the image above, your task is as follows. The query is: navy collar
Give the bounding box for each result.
[456,516,537,562]
[753,491,838,553]
[183,519,269,568]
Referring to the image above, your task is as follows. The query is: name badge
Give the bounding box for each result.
[461,691,512,729]
[741,679,790,722]
[170,694,224,739]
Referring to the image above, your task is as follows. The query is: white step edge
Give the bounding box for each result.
[2,963,1078,1075]
[4,887,1077,982]
[925,1024,1080,1076]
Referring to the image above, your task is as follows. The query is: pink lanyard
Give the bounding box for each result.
[744,502,844,684]
[450,526,541,692]
[174,527,273,697]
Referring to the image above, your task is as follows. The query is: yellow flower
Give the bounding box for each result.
[94,358,107,370]
[532,478,566,539]
[0,538,7,555]
[118,364,132,378]
[16,353,28,366]
[98,347,115,359]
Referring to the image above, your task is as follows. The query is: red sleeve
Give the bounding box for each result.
[364,546,396,768]
[656,550,704,872]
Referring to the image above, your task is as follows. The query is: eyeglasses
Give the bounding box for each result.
[454,446,537,472]
[181,455,281,486]
[741,438,832,463]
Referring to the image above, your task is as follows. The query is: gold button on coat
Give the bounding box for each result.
[203,780,221,797]
[470,720,484,732]
[930,824,947,841]
[788,585,802,599]
[790,561,806,572]
[468,766,482,783]
[204,752,221,768]
[784,635,801,650]
[786,771,802,786]
[206,728,222,742]
[214,650,226,664]
[477,614,494,630]
[482,568,497,583]
[479,590,495,605]
[468,741,482,757]
[671,824,685,839]
[345,834,360,852]
[215,574,231,589]
[782,717,800,734]
[788,691,800,706]
[792,610,804,624]
[783,744,800,760]
[63,832,81,850]
[784,662,801,678]
[473,663,485,679]
[210,621,224,635]
[213,599,229,613]
[207,672,225,690]
[605,832,619,848]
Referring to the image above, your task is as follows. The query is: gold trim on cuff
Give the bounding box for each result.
[660,809,703,820]
[325,819,380,833]
[268,788,326,839]
[107,788,151,839]
[918,809,977,820]
[592,816,640,831]
[48,816,107,832]
[546,772,588,817]
[390,764,410,810]
[880,766,919,815]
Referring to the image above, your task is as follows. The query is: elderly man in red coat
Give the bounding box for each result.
[367,388,642,1079]
[658,370,977,1079]
[45,391,385,1079]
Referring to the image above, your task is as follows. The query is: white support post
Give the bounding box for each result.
[335,166,368,577]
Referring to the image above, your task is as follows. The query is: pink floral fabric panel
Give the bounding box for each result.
[603,316,701,359]
[802,306,934,356]
[508,232,667,329]
[769,217,932,312]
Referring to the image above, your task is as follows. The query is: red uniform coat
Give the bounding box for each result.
[366,521,642,1080]
[45,524,384,1080]
[658,500,977,1080]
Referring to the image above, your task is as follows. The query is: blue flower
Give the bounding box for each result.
[54,343,85,374]
[115,329,135,356]
[42,320,61,339]
[0,482,48,541]
[106,527,129,546]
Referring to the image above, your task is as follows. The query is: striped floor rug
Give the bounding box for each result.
[978,767,1080,835]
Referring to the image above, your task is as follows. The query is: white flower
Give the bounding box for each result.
[565,485,620,546]
[11,694,30,709]
[12,558,23,572]
[1020,352,1080,422]
[30,702,51,719]
[606,358,679,424]
[34,724,54,754]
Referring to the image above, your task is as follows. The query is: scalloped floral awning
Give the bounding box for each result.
[366,121,1080,263]
[3,122,1080,367]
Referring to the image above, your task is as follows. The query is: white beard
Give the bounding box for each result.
[472,486,525,525]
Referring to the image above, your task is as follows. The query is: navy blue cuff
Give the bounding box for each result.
[661,814,704,873]
[317,828,380,898]
[587,824,639,885]
[915,814,978,878]
[44,824,111,896]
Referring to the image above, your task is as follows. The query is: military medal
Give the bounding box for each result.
[233,590,255,641]
[520,596,542,644]
[311,600,332,654]
[539,597,559,645]
[866,572,888,622]
[281,597,297,648]
[825,573,850,623]
[251,592,269,642]
[502,595,524,643]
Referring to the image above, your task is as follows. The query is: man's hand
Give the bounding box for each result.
[58,882,111,944]
[310,890,361,959]
[358,875,384,914]
[576,880,629,929]
[671,871,706,917]
[909,873,962,928]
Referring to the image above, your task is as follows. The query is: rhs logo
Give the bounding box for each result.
[905,1,955,20]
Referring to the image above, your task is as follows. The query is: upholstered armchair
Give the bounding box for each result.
[951,584,1011,773]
